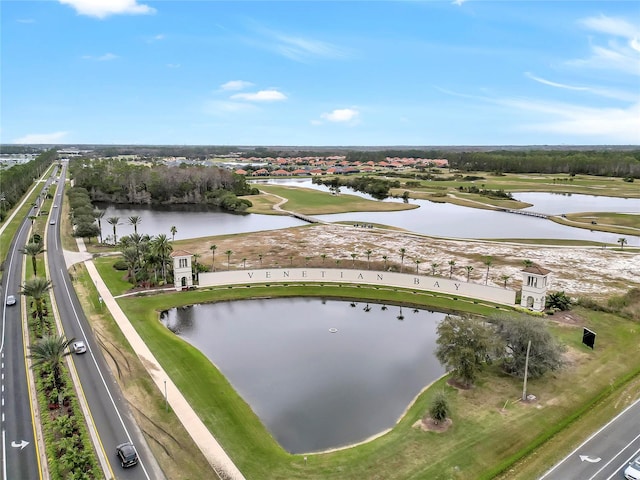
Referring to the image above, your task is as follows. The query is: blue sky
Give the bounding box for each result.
[2,0,639,146]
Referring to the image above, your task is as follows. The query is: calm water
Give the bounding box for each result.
[97,187,639,245]
[96,203,305,241]
[160,298,447,453]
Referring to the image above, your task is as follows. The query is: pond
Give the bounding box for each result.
[160,298,447,453]
[97,185,639,245]
[96,202,305,242]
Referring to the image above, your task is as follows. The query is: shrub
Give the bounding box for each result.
[112,259,128,271]
[429,391,450,424]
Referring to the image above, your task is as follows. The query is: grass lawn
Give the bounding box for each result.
[254,184,417,215]
[108,276,640,480]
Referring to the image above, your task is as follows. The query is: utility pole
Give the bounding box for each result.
[522,339,532,401]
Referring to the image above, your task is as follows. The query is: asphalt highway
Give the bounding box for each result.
[0,192,42,480]
[46,166,164,479]
[539,396,640,480]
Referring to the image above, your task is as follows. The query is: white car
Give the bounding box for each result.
[6,295,16,306]
[625,455,640,480]
[72,341,87,354]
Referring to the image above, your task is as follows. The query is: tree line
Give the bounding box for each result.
[0,149,56,222]
[69,158,258,211]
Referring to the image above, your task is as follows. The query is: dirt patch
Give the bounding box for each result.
[414,416,453,433]
[547,310,585,326]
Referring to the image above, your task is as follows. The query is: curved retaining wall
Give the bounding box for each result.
[198,268,516,306]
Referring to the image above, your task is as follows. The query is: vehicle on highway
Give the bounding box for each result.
[49,219,56,225]
[116,442,138,468]
[6,295,16,306]
[625,455,640,480]
[72,341,87,354]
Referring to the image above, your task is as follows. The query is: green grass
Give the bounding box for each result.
[111,277,640,480]
[93,256,135,296]
[255,184,417,215]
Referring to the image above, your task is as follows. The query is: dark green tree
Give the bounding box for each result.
[435,315,495,387]
[490,314,565,378]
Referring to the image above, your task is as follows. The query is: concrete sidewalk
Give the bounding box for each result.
[75,239,246,480]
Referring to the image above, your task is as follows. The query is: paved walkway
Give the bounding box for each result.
[74,239,246,480]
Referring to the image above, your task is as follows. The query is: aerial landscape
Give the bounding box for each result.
[1,1,639,480]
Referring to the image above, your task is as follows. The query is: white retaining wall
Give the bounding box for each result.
[198,268,516,305]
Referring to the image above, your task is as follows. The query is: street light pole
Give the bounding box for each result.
[164,380,168,411]
[522,339,532,401]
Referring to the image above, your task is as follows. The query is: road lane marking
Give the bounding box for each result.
[586,434,640,480]
[539,396,640,479]
[61,269,152,480]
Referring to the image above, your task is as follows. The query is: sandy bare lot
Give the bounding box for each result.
[183,223,640,299]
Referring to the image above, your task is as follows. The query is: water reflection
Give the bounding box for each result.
[98,184,639,245]
[160,298,447,453]
[96,202,305,241]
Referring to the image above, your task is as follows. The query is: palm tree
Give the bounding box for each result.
[170,225,177,242]
[320,254,327,265]
[151,234,172,282]
[20,277,53,332]
[209,244,217,271]
[350,252,358,267]
[365,249,373,270]
[94,209,105,243]
[242,258,247,269]
[122,247,139,282]
[107,217,120,244]
[225,250,233,270]
[258,254,263,267]
[414,258,422,274]
[289,255,294,267]
[29,334,74,402]
[192,253,201,283]
[448,259,456,279]
[399,248,406,272]
[618,238,627,250]
[128,215,142,234]
[483,256,493,285]
[382,255,388,270]
[500,274,511,288]
[522,259,534,268]
[304,256,311,266]
[431,262,439,276]
[20,242,45,277]
[465,265,474,282]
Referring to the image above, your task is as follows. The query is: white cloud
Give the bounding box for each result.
[321,108,360,123]
[580,15,639,39]
[220,80,254,91]
[230,90,287,102]
[273,33,348,61]
[58,0,155,19]
[202,100,257,115]
[502,98,640,143]
[452,0,466,6]
[525,72,637,102]
[166,63,181,69]
[17,18,36,23]
[12,131,69,144]
[82,53,118,61]
[571,15,640,75]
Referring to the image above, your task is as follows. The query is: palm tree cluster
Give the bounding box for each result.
[118,232,174,287]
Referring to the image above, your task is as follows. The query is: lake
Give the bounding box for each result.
[160,298,447,453]
[97,186,639,245]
